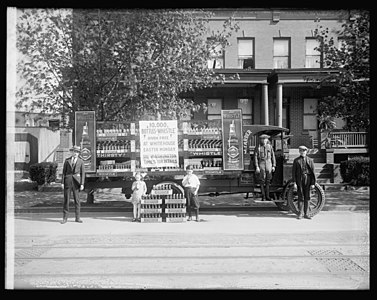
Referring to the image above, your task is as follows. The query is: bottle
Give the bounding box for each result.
[80,122,92,169]
[227,120,240,164]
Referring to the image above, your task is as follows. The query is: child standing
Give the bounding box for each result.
[182,165,201,222]
[131,172,147,222]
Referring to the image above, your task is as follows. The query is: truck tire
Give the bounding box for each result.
[274,180,293,211]
[287,182,326,217]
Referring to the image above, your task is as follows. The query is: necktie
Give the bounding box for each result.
[302,157,307,173]
[72,157,76,167]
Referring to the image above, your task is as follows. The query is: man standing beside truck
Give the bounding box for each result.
[61,145,86,224]
[254,134,276,201]
[292,145,316,220]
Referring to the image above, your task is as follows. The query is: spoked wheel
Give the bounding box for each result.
[287,182,326,217]
[274,181,293,211]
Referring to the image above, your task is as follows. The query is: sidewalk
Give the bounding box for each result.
[11,180,369,213]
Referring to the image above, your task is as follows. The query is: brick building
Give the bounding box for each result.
[181,9,357,153]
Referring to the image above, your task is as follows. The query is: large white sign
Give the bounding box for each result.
[139,120,179,168]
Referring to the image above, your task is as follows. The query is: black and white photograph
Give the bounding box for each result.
[5,6,370,290]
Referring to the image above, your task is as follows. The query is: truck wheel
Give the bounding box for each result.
[287,182,326,217]
[274,181,293,211]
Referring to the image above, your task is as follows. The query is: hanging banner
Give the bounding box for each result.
[75,111,96,172]
[139,120,179,168]
[221,109,244,170]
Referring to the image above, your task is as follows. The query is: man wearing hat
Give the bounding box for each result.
[61,145,86,224]
[182,165,201,222]
[254,134,276,201]
[292,145,316,219]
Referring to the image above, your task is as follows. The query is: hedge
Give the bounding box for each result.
[340,156,370,186]
[29,162,58,186]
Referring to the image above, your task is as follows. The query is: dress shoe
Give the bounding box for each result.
[75,219,83,223]
[187,217,192,221]
[195,218,200,222]
[61,219,68,224]
[304,215,312,220]
[297,214,303,220]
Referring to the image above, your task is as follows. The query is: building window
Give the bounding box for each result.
[237,38,254,69]
[305,38,322,68]
[273,38,290,69]
[207,38,225,69]
[207,39,224,69]
[207,99,222,120]
[303,98,318,130]
[237,98,253,124]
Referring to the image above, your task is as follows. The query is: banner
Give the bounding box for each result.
[221,109,244,170]
[139,120,179,168]
[75,111,96,172]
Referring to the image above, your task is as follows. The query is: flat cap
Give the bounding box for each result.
[70,145,81,152]
[298,145,308,151]
[186,165,194,170]
[259,134,270,139]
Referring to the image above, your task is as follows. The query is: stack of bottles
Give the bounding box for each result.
[165,193,186,223]
[96,140,131,157]
[96,127,140,137]
[185,127,221,135]
[140,194,163,223]
[188,139,222,151]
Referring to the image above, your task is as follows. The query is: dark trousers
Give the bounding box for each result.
[184,187,200,218]
[63,183,81,219]
[297,174,311,215]
[258,169,272,200]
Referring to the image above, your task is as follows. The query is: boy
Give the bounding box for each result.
[182,165,201,222]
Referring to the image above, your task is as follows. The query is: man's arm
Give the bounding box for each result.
[254,148,260,171]
[309,158,316,184]
[61,160,68,189]
[80,160,86,185]
[271,146,276,168]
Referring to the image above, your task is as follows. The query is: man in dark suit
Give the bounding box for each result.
[61,145,86,224]
[292,145,316,220]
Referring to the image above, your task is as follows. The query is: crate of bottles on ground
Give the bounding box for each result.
[140,187,186,223]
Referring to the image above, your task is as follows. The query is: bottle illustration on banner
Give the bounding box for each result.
[227,120,240,164]
[80,121,92,169]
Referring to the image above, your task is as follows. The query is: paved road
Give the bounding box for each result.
[7,210,369,289]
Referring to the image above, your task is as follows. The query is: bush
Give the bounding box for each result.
[29,162,58,185]
[340,156,370,186]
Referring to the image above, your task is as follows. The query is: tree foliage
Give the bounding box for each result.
[313,10,369,131]
[16,9,239,128]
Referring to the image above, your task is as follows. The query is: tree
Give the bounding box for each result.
[313,10,369,131]
[16,9,240,128]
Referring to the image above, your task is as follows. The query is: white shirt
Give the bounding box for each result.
[182,173,200,188]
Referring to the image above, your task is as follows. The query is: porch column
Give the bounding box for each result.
[262,83,269,125]
[276,83,283,127]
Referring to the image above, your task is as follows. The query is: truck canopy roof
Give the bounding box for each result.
[243,124,290,138]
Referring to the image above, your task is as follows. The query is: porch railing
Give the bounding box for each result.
[329,132,368,148]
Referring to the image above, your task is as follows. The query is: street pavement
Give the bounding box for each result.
[6,182,370,289]
[7,210,369,289]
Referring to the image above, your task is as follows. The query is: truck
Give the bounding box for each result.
[75,110,325,217]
